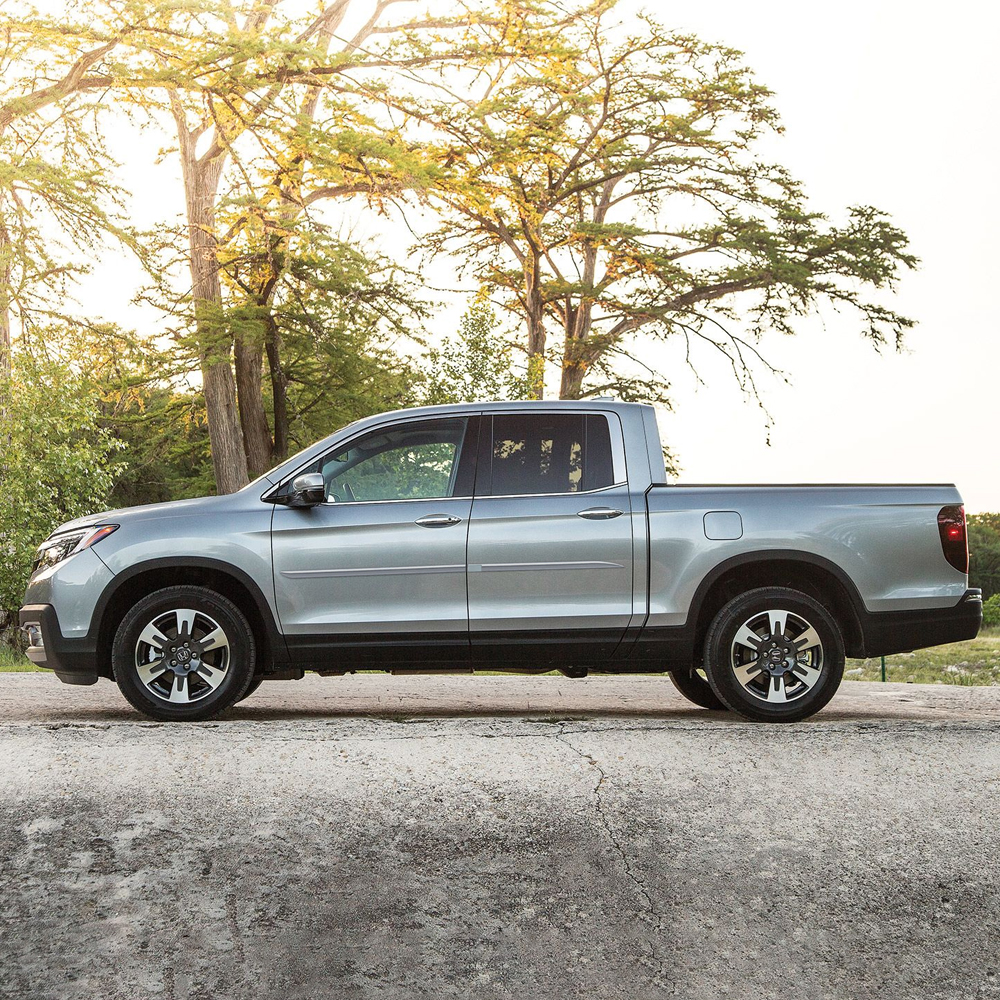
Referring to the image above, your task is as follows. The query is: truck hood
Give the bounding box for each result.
[52,494,234,536]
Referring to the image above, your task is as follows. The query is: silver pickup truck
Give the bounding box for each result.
[19,400,981,723]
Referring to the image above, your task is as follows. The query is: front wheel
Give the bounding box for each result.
[112,586,256,721]
[702,587,844,723]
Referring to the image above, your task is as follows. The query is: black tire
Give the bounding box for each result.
[702,587,844,723]
[112,585,256,721]
[669,667,727,710]
[237,675,264,702]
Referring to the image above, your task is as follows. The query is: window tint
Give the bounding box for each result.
[489,413,615,496]
[318,418,468,502]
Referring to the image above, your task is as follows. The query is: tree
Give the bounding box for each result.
[421,294,535,404]
[0,5,145,375]
[216,184,430,475]
[124,0,447,490]
[22,323,217,506]
[227,233,425,455]
[0,0,540,489]
[203,0,563,473]
[968,514,1000,602]
[0,352,125,613]
[400,0,918,400]
[134,0,346,492]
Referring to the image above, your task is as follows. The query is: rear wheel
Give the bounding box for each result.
[237,675,264,702]
[669,667,727,710]
[112,586,256,721]
[702,587,844,723]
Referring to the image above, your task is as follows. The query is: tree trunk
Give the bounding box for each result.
[524,253,546,399]
[182,155,249,494]
[234,334,273,478]
[559,353,587,399]
[264,315,290,462]
[201,358,248,493]
[0,218,11,378]
[559,298,594,399]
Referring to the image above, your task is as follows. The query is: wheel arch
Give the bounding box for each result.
[92,558,285,679]
[689,550,865,660]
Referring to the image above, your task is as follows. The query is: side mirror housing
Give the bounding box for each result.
[286,472,325,508]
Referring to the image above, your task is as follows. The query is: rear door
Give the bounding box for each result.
[467,410,633,663]
[271,415,478,663]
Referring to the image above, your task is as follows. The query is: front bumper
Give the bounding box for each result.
[18,604,99,685]
[860,588,983,657]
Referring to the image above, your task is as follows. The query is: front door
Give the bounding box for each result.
[467,411,634,664]
[271,415,478,665]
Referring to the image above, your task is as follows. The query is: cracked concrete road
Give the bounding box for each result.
[2,673,999,1000]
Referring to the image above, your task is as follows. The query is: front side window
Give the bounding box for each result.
[488,413,615,496]
[317,418,469,503]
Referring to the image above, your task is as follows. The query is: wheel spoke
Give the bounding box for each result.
[765,675,788,703]
[793,626,822,653]
[175,609,197,639]
[137,622,170,652]
[196,663,226,690]
[733,661,764,689]
[168,673,190,703]
[137,661,167,685]
[767,610,788,639]
[200,627,228,653]
[733,625,763,652]
[791,661,822,689]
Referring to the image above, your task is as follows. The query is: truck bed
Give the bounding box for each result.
[643,482,966,627]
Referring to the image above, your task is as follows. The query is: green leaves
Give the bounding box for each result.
[0,353,126,610]
[982,594,1000,628]
[421,295,534,405]
[0,2,150,359]
[969,515,1000,603]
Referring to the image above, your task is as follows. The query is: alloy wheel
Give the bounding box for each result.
[133,608,231,704]
[729,608,824,704]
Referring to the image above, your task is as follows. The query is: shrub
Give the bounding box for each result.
[968,514,1000,601]
[0,356,124,613]
[982,594,1000,629]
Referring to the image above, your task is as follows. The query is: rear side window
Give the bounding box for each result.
[488,413,615,496]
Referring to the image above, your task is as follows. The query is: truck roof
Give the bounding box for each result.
[359,399,651,417]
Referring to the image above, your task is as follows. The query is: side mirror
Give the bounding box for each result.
[287,472,326,508]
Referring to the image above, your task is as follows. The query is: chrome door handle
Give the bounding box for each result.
[415,514,463,528]
[577,507,624,520]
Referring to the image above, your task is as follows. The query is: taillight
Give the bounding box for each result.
[937,505,968,574]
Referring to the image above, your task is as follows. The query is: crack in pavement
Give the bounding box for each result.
[553,724,674,995]
[226,889,246,967]
[2,719,999,744]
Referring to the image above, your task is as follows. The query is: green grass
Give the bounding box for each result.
[845,627,1000,685]
[2,628,999,684]
[0,644,38,672]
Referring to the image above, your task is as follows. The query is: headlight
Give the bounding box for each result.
[31,524,118,573]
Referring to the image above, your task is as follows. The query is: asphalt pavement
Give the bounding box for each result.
[2,672,999,999]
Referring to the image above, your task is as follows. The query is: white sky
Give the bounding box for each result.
[643,0,1000,510]
[70,0,1000,509]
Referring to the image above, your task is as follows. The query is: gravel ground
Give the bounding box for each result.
[2,672,999,1000]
